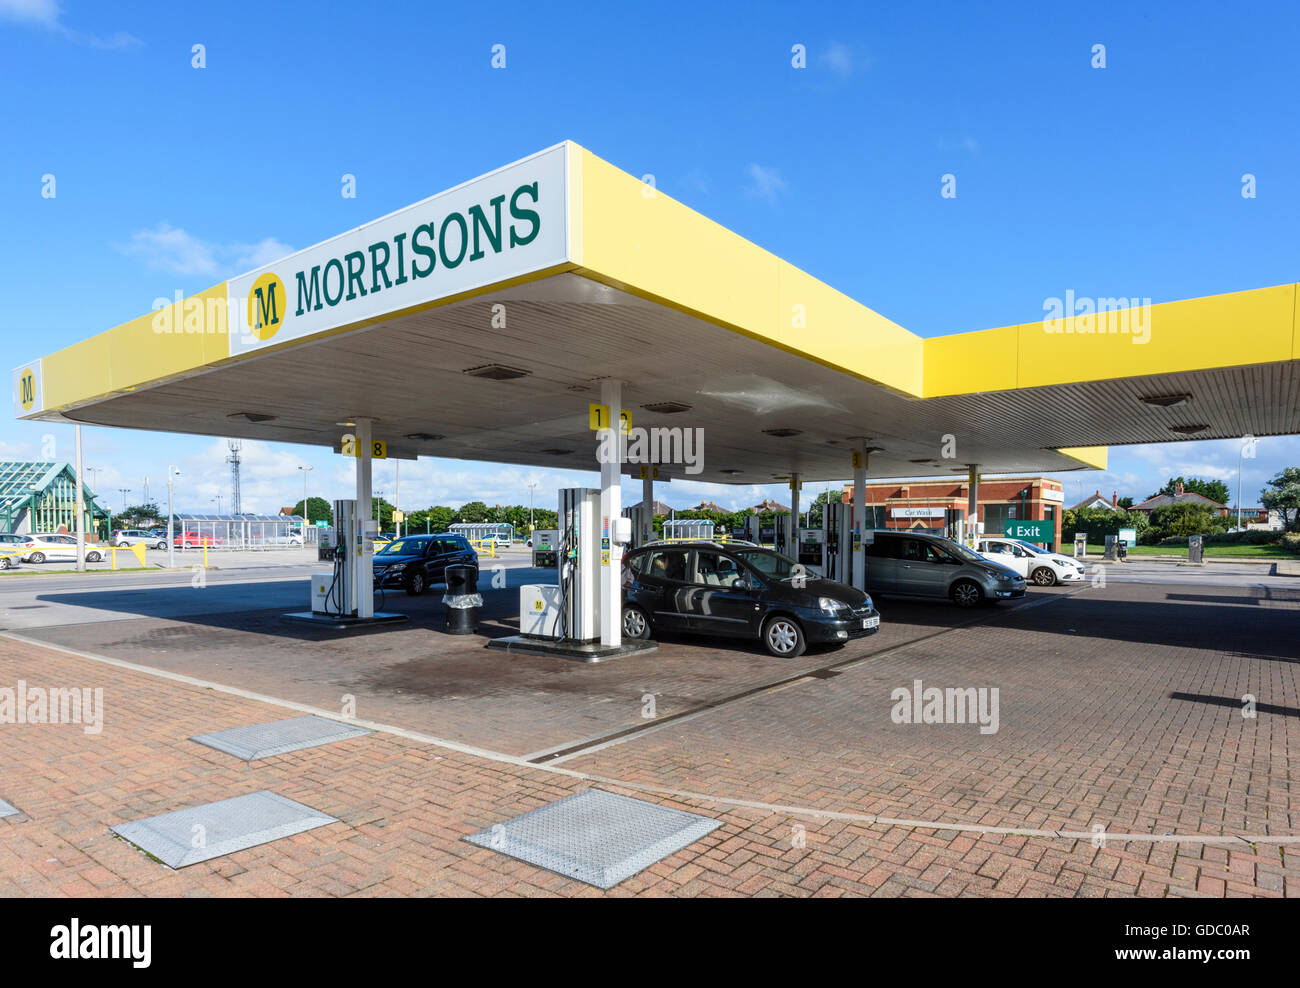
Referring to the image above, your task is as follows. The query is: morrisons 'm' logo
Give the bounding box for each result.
[18,367,36,411]
[248,271,286,341]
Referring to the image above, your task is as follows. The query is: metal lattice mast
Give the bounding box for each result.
[227,440,242,514]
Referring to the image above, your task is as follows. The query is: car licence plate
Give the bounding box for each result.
[861,616,879,629]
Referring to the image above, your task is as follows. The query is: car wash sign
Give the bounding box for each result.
[227,145,568,357]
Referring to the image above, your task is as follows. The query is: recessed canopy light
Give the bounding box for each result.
[1169,424,1209,435]
[641,401,692,414]
[539,448,572,455]
[405,433,444,442]
[227,412,277,423]
[762,428,802,438]
[463,364,530,381]
[1140,393,1192,408]
[719,469,742,475]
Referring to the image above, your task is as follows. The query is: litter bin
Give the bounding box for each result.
[443,563,482,634]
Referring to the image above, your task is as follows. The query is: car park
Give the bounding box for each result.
[976,537,1086,586]
[372,533,478,595]
[114,529,168,549]
[621,540,879,658]
[863,530,1025,607]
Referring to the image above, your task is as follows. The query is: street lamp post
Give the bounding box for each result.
[298,464,314,529]
[1236,443,1245,531]
[118,488,131,513]
[527,481,538,535]
[167,467,179,568]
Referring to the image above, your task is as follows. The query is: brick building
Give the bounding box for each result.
[841,475,1066,550]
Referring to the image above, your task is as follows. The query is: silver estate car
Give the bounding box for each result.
[863,530,1026,607]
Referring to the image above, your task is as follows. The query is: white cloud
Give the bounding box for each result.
[115,222,293,278]
[823,42,853,80]
[0,0,140,48]
[743,163,787,203]
[938,136,980,154]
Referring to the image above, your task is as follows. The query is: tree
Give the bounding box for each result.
[1260,467,1300,532]
[1147,502,1229,540]
[805,491,836,527]
[112,502,163,529]
[1117,496,1134,509]
[1063,506,1148,544]
[1148,476,1230,506]
[292,497,332,525]
[456,500,488,524]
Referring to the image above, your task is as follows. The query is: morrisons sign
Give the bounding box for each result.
[226,144,568,356]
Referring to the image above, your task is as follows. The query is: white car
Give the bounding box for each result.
[22,534,105,564]
[976,537,1086,586]
[0,533,30,569]
[114,529,168,549]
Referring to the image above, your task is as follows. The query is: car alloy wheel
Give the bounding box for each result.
[1032,567,1056,586]
[406,571,426,595]
[951,580,982,608]
[29,552,45,564]
[86,551,102,563]
[623,605,649,639]
[763,616,805,657]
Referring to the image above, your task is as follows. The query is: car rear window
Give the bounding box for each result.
[644,550,688,582]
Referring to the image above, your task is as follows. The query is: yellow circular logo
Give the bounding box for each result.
[247,272,287,341]
[533,600,544,611]
[18,368,35,411]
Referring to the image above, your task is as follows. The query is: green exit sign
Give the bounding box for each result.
[1005,519,1053,542]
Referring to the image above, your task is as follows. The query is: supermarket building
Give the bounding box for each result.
[844,476,1066,548]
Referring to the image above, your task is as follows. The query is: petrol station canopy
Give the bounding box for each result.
[12,142,1299,483]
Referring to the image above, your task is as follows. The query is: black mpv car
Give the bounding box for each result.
[373,534,477,595]
[622,541,880,658]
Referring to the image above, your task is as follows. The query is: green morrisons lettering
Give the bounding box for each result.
[253,282,280,329]
[291,181,544,316]
[295,268,322,315]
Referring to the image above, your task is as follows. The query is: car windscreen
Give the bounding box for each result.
[732,549,800,580]
[377,539,422,555]
[1013,539,1047,555]
[937,539,984,563]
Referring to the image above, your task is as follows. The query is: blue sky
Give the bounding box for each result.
[2,0,1297,515]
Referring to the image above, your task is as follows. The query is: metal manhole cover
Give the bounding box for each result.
[191,715,371,761]
[0,796,19,818]
[464,788,721,889]
[111,790,338,868]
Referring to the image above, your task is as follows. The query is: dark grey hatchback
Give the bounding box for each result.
[621,541,880,658]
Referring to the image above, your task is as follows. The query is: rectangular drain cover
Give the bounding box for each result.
[464,788,721,889]
[111,790,337,868]
[191,715,371,761]
[0,796,19,818]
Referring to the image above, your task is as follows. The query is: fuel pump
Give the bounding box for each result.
[519,488,602,642]
[312,499,357,617]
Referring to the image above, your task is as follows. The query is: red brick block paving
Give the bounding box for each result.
[0,579,1296,896]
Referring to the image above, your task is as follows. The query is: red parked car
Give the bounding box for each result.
[173,531,222,547]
